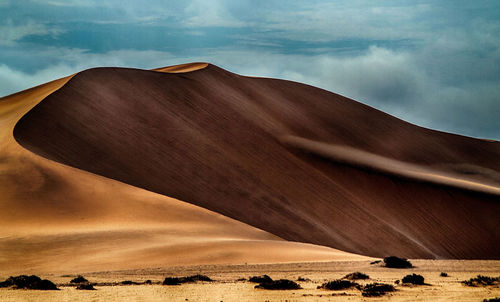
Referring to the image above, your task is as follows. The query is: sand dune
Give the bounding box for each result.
[10,64,499,260]
[0,63,368,274]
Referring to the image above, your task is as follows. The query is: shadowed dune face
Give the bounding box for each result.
[14,64,500,259]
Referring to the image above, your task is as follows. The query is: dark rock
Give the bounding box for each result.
[70,275,89,284]
[383,256,413,268]
[318,280,358,290]
[440,272,448,277]
[297,276,311,282]
[255,279,301,290]
[0,275,58,290]
[342,272,369,280]
[360,283,395,297]
[402,274,425,285]
[248,275,273,283]
[483,298,500,302]
[144,280,152,285]
[370,260,381,265]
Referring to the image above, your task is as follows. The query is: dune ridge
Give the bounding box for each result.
[11,64,500,260]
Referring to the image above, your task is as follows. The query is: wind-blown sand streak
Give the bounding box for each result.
[280,135,500,195]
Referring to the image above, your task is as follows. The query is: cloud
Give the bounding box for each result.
[0,20,63,46]
[0,1,499,139]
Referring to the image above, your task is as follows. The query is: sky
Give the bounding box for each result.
[0,0,499,139]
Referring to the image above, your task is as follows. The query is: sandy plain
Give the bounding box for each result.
[1,260,499,301]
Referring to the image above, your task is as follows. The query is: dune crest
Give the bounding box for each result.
[11,64,499,260]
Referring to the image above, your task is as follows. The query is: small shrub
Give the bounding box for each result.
[0,275,59,290]
[402,274,425,285]
[121,280,141,285]
[162,275,213,285]
[342,272,369,280]
[249,275,273,283]
[188,274,212,282]
[360,283,395,297]
[440,272,448,277]
[383,256,413,268]
[76,283,96,290]
[462,275,500,287]
[70,275,89,284]
[255,279,301,290]
[318,280,358,290]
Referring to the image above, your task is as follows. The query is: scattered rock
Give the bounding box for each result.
[255,279,301,290]
[76,283,96,290]
[297,276,310,282]
[394,280,400,284]
[383,256,413,268]
[440,272,448,277]
[342,272,369,280]
[402,274,425,285]
[318,280,358,290]
[248,275,273,283]
[462,275,500,287]
[0,275,59,290]
[70,275,89,284]
[359,283,395,297]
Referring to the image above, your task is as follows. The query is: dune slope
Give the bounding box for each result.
[13,64,500,259]
[0,63,367,274]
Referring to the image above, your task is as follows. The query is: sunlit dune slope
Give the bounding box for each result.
[0,63,367,274]
[12,64,500,259]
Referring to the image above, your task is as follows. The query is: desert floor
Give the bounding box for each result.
[1,259,499,301]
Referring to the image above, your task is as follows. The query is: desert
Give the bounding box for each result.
[1,62,499,301]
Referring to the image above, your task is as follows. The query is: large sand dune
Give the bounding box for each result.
[10,63,499,261]
[0,63,367,274]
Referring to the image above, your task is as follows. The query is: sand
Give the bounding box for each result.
[12,64,500,259]
[0,63,366,274]
[1,62,499,301]
[1,260,499,301]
